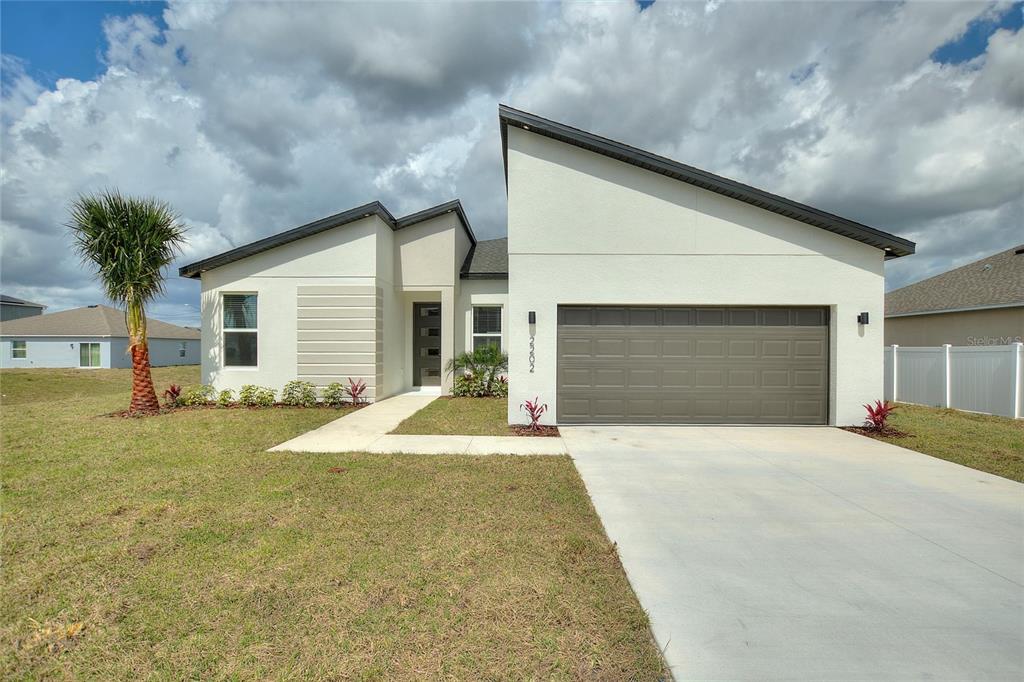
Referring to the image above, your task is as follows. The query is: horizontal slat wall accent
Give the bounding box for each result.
[297,285,382,400]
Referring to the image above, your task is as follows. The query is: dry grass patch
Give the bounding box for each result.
[1,367,664,679]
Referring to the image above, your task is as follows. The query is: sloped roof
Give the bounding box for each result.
[0,305,200,339]
[886,245,1024,316]
[460,238,508,279]
[1,294,46,309]
[179,200,477,278]
[498,105,916,258]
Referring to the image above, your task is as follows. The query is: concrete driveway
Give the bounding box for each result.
[563,426,1024,681]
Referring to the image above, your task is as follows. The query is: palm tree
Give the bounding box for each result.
[445,344,508,393]
[69,190,187,413]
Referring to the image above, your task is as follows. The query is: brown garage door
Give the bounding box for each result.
[557,306,829,424]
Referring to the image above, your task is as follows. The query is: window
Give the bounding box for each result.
[472,306,502,351]
[79,342,101,367]
[179,342,187,358]
[11,340,26,359]
[223,293,257,367]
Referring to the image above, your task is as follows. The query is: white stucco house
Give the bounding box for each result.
[0,304,200,369]
[179,106,915,426]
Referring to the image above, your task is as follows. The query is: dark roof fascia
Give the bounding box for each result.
[498,104,916,259]
[179,201,395,279]
[460,272,509,280]
[396,199,477,246]
[884,301,1024,318]
[1,300,45,309]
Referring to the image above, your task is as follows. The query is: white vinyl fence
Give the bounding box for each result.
[884,343,1023,419]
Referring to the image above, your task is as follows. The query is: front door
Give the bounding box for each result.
[413,302,442,386]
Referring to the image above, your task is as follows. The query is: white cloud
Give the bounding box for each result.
[1,0,1021,325]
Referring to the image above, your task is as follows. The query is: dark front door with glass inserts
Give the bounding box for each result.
[413,302,442,386]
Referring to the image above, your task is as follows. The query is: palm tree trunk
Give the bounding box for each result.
[127,299,159,413]
[129,342,160,413]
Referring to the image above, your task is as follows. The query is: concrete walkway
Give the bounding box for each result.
[269,393,566,455]
[564,425,1024,681]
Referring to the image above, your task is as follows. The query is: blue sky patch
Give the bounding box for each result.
[1,1,167,87]
[932,2,1022,65]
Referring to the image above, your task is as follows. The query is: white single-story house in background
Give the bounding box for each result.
[179,105,915,426]
[1,294,46,322]
[0,304,200,369]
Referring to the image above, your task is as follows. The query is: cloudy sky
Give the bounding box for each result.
[1,1,1021,327]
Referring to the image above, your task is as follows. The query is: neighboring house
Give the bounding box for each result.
[0,305,200,369]
[179,105,915,426]
[885,245,1024,347]
[1,294,46,322]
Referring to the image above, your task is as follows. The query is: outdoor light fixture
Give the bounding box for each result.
[528,311,536,324]
[857,312,870,325]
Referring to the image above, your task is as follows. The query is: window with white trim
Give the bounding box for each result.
[472,306,502,351]
[11,340,26,359]
[79,342,101,367]
[179,342,187,358]
[223,294,257,367]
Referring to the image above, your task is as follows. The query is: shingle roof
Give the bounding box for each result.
[179,200,477,279]
[1,294,46,308]
[498,105,916,258]
[0,305,200,339]
[885,245,1024,316]
[460,238,508,279]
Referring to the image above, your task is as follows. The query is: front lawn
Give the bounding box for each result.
[854,402,1024,482]
[1,368,663,679]
[392,396,513,436]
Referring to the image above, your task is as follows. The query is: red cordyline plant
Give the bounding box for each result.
[345,378,367,405]
[863,400,897,431]
[162,384,182,407]
[520,397,548,431]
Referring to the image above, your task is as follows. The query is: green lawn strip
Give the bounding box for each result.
[1,368,664,679]
[390,396,512,436]
[863,402,1024,483]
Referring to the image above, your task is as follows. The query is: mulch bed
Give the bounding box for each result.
[104,403,367,418]
[509,425,561,438]
[842,426,910,439]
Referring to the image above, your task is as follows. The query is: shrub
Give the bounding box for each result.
[322,382,347,408]
[519,397,548,431]
[446,345,508,394]
[179,384,215,407]
[239,384,276,407]
[345,378,368,405]
[863,400,897,431]
[281,380,318,407]
[162,383,182,407]
[453,372,507,397]
[216,389,234,407]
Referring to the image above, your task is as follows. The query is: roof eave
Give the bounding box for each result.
[885,301,1024,318]
[498,104,915,258]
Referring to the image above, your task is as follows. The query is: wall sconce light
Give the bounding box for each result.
[528,311,536,324]
[857,312,870,325]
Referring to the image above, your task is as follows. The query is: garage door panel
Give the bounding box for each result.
[557,305,828,424]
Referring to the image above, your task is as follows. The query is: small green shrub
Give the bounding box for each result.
[453,373,508,398]
[216,389,234,407]
[281,380,318,407]
[239,384,276,407]
[492,376,509,397]
[179,384,215,406]
[322,382,347,408]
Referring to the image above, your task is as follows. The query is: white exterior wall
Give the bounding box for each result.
[199,216,381,396]
[505,127,885,426]
[0,337,112,368]
[108,338,200,368]
[456,279,510,355]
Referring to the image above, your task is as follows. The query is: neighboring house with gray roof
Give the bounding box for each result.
[1,294,46,322]
[179,106,917,426]
[0,304,200,369]
[885,245,1024,346]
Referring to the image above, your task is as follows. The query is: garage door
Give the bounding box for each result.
[557,306,829,424]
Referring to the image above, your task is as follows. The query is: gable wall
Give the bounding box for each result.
[505,127,886,426]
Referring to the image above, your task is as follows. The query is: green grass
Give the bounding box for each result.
[1,368,663,679]
[866,402,1024,482]
[391,396,516,436]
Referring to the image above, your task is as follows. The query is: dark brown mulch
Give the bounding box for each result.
[509,425,561,438]
[103,402,367,418]
[842,425,910,439]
